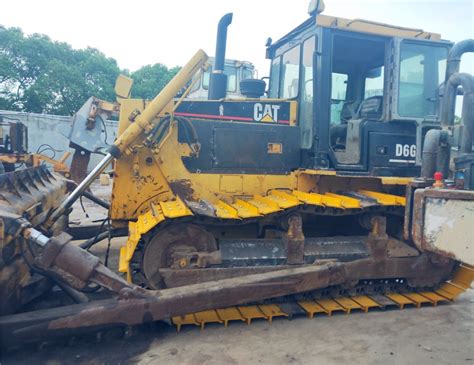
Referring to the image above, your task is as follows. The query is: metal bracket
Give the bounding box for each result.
[283,215,305,265]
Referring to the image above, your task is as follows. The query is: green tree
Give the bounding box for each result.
[131,63,181,99]
[0,25,182,115]
[0,26,120,115]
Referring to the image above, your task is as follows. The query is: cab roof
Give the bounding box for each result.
[316,14,441,40]
[267,14,442,58]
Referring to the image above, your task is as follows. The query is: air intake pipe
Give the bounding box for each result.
[420,129,449,178]
[208,13,233,100]
[422,40,474,178]
[441,39,474,128]
[440,39,474,158]
[442,73,474,154]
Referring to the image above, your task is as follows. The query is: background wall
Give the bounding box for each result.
[0,110,118,170]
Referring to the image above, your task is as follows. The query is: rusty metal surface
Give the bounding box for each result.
[403,180,431,241]
[140,223,218,289]
[0,166,67,226]
[25,229,134,294]
[0,166,69,315]
[0,212,457,345]
[283,215,305,264]
[0,253,456,347]
[412,188,474,265]
[159,265,300,287]
[169,179,195,201]
[69,148,91,184]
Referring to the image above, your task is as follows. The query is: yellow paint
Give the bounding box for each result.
[292,190,324,206]
[114,74,133,101]
[267,143,283,154]
[171,314,199,332]
[214,200,240,219]
[172,266,473,331]
[160,197,193,218]
[118,204,166,277]
[232,199,261,218]
[316,14,441,40]
[325,193,361,209]
[418,292,449,306]
[320,194,346,208]
[402,293,432,308]
[436,282,465,300]
[298,301,326,319]
[258,304,288,323]
[385,293,415,309]
[194,310,223,330]
[251,195,282,214]
[351,296,381,312]
[289,101,298,126]
[358,190,406,206]
[112,97,414,274]
[315,298,347,316]
[380,177,413,185]
[112,50,208,156]
[333,297,362,313]
[268,190,301,208]
[260,114,274,123]
[118,246,128,273]
[216,307,245,327]
[449,264,474,290]
[298,169,337,176]
[237,306,267,324]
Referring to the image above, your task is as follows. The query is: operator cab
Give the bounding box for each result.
[266,14,451,176]
[187,58,255,99]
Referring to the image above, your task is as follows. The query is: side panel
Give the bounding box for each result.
[180,120,301,174]
[412,188,474,265]
[366,121,420,177]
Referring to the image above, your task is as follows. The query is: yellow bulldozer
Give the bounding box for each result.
[1,2,473,345]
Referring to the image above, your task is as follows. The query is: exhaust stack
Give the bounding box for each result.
[208,13,233,100]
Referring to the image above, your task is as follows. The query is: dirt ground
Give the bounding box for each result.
[1,181,473,365]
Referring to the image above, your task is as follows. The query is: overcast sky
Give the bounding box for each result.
[1,0,472,75]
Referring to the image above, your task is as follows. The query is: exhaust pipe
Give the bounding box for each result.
[208,13,233,100]
[422,40,474,178]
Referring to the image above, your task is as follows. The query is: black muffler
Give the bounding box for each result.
[208,13,233,100]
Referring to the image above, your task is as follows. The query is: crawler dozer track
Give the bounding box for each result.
[125,187,408,288]
[171,264,473,332]
[120,186,473,334]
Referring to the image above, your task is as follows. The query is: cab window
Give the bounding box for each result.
[398,42,448,118]
[330,73,348,124]
[280,45,301,98]
[202,65,238,93]
[299,36,316,148]
[269,57,281,98]
[242,67,253,80]
[225,65,237,93]
[364,66,384,98]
